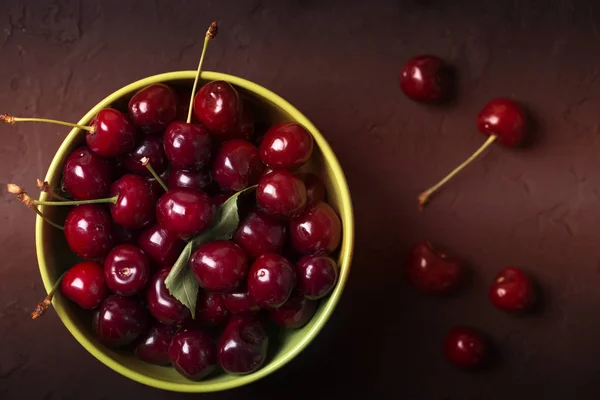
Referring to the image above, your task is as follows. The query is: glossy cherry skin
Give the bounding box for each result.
[477,98,526,147]
[193,81,241,138]
[233,210,287,259]
[406,241,463,295]
[256,170,307,219]
[138,224,185,267]
[128,83,177,135]
[443,327,489,369]
[399,55,450,103]
[224,289,261,314]
[190,241,249,292]
[163,122,212,169]
[167,168,212,191]
[301,172,326,206]
[156,188,215,239]
[212,139,265,191]
[194,292,230,326]
[146,266,191,325]
[62,146,112,200]
[64,205,115,259]
[218,315,268,374]
[269,293,317,329]
[168,327,217,380]
[289,201,341,255]
[296,255,338,299]
[489,267,535,312]
[109,174,155,230]
[61,261,108,309]
[247,253,296,309]
[259,122,313,169]
[121,135,168,176]
[135,322,175,365]
[86,108,137,157]
[103,244,151,296]
[94,294,149,347]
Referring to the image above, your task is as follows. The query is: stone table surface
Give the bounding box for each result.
[2,0,600,399]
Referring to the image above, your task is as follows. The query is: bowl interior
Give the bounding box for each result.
[36,71,354,392]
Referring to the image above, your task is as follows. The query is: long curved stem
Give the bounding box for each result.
[187,21,218,124]
[31,271,66,320]
[141,157,168,192]
[1,114,93,132]
[418,134,497,210]
[32,196,118,207]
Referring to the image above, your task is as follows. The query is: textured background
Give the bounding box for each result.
[2,0,600,398]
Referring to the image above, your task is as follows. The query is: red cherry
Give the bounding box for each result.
[269,293,316,329]
[128,83,177,135]
[61,261,108,309]
[247,253,296,309]
[167,168,212,191]
[489,267,535,312]
[217,315,268,374]
[86,108,138,157]
[194,292,230,327]
[289,201,342,255]
[256,170,307,219]
[62,146,113,200]
[212,139,264,191]
[94,295,149,347]
[295,255,338,299]
[233,210,287,259]
[103,244,151,296]
[259,122,313,169]
[109,174,155,230]
[223,289,261,315]
[121,135,168,176]
[443,327,489,369]
[168,327,217,380]
[300,172,327,206]
[156,188,214,239]
[193,81,241,138]
[405,241,463,295]
[399,55,450,103]
[190,240,249,292]
[163,121,212,169]
[146,266,190,325]
[135,322,175,365]
[137,224,185,267]
[64,205,115,259]
[477,98,526,147]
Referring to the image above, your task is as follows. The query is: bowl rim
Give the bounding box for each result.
[36,71,355,392]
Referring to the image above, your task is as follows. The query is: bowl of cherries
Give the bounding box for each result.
[4,22,354,392]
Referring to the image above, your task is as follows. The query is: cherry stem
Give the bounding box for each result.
[31,196,118,207]
[7,184,65,230]
[141,157,168,192]
[37,179,69,201]
[418,134,497,210]
[31,271,66,320]
[187,21,218,124]
[31,205,65,230]
[0,114,93,132]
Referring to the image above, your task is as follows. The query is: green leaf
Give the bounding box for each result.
[163,185,257,316]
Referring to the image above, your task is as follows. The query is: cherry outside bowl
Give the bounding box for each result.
[35,71,354,393]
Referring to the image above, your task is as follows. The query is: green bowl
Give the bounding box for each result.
[35,71,355,392]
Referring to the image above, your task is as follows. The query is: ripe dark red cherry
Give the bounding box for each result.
[61,261,108,309]
[212,139,264,191]
[121,135,168,176]
[224,289,261,314]
[477,98,526,147]
[64,205,115,259]
[94,294,149,347]
[233,210,287,259]
[128,83,177,135]
[247,253,296,309]
[135,322,175,365]
[301,172,327,206]
[256,170,307,219]
[167,168,212,191]
[296,255,338,299]
[193,81,241,138]
[86,108,137,157]
[194,292,230,326]
[190,241,248,292]
[156,188,214,239]
[259,122,313,169]
[103,244,151,296]
[62,146,112,200]
[218,315,268,374]
[399,55,450,103]
[168,327,217,380]
[406,241,463,295]
[138,224,185,267]
[269,293,317,329]
[289,201,342,255]
[109,174,155,230]
[146,266,191,325]
[443,327,489,369]
[163,121,212,169]
[489,267,535,312]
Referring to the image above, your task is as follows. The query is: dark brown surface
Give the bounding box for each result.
[2,0,600,398]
